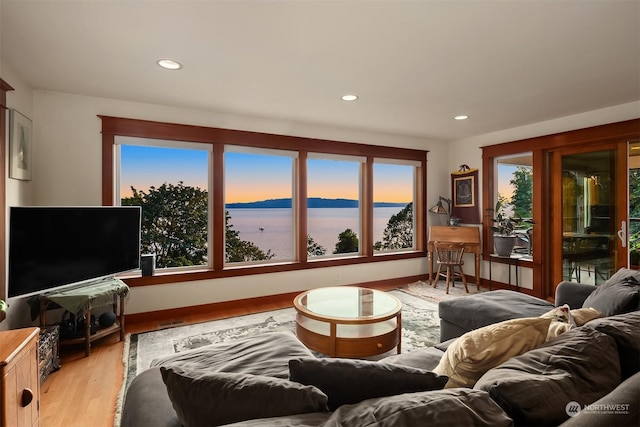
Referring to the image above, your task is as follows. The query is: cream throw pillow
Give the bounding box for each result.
[433,317,552,388]
[546,321,572,342]
[570,307,603,326]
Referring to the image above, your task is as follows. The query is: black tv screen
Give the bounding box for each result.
[8,206,141,298]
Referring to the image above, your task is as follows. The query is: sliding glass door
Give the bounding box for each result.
[550,142,629,288]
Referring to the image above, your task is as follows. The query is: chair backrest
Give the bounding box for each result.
[434,241,465,264]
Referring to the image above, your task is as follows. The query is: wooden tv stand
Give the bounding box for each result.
[37,279,129,357]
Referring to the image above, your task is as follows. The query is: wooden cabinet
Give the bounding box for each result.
[0,328,40,427]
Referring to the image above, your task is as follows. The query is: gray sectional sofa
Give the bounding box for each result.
[120,268,640,427]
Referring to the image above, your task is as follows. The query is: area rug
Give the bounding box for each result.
[118,290,439,408]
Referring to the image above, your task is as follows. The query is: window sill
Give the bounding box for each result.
[121,250,426,287]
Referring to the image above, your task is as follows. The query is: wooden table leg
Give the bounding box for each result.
[475,253,480,290]
[396,312,402,354]
[329,322,337,357]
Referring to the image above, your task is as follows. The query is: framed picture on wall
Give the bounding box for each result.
[454,176,474,207]
[9,109,32,181]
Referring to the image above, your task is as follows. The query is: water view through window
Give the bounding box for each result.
[118,138,418,269]
[227,207,407,259]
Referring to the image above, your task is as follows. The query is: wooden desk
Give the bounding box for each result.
[428,226,481,289]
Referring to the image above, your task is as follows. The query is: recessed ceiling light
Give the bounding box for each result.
[454,115,469,120]
[157,59,183,70]
[341,94,358,101]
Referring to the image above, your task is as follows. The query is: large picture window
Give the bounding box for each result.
[117,137,211,270]
[373,160,416,253]
[225,147,295,263]
[101,116,428,285]
[307,155,363,257]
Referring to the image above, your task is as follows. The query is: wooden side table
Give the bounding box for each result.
[38,278,129,356]
[0,327,40,427]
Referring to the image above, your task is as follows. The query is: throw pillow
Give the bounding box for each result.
[546,321,572,342]
[160,367,329,427]
[475,327,621,427]
[570,307,603,326]
[288,357,448,411]
[586,311,640,380]
[540,304,574,325]
[324,389,513,427]
[582,270,640,316]
[433,317,551,388]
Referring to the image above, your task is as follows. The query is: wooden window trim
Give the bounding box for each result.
[100,116,428,287]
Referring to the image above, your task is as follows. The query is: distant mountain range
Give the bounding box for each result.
[226,198,408,209]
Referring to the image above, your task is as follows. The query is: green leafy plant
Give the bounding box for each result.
[0,300,6,313]
[489,201,532,236]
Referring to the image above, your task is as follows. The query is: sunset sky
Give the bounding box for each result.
[120,145,413,203]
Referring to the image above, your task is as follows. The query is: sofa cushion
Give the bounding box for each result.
[582,268,640,316]
[120,367,181,427]
[558,372,640,427]
[160,366,329,427]
[475,327,621,427]
[586,310,640,380]
[438,290,554,341]
[433,317,551,388]
[324,389,513,427]
[288,358,447,411]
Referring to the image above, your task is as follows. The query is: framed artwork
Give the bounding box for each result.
[9,109,32,181]
[451,168,480,224]
[454,175,475,207]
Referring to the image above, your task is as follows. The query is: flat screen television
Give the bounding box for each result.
[8,206,141,298]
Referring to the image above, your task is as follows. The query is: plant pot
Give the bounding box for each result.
[494,235,516,257]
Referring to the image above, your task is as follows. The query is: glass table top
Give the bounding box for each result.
[296,287,401,320]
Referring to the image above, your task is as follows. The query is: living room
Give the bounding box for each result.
[0,1,639,426]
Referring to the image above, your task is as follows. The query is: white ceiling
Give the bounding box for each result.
[1,0,639,141]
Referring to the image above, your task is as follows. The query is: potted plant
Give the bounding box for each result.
[489,201,532,256]
[0,299,6,322]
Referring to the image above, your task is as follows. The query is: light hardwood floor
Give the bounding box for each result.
[39,282,404,426]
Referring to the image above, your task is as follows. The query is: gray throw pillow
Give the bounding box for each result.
[160,367,329,427]
[586,311,640,380]
[582,269,640,316]
[325,389,513,427]
[288,357,448,411]
[475,327,621,427]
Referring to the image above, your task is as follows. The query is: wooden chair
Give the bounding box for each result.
[433,241,469,294]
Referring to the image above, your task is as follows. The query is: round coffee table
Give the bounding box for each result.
[293,287,402,358]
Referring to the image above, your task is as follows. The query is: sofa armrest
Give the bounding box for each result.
[554,281,596,308]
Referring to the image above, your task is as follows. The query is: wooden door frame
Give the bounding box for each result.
[482,119,639,299]
[0,78,14,322]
